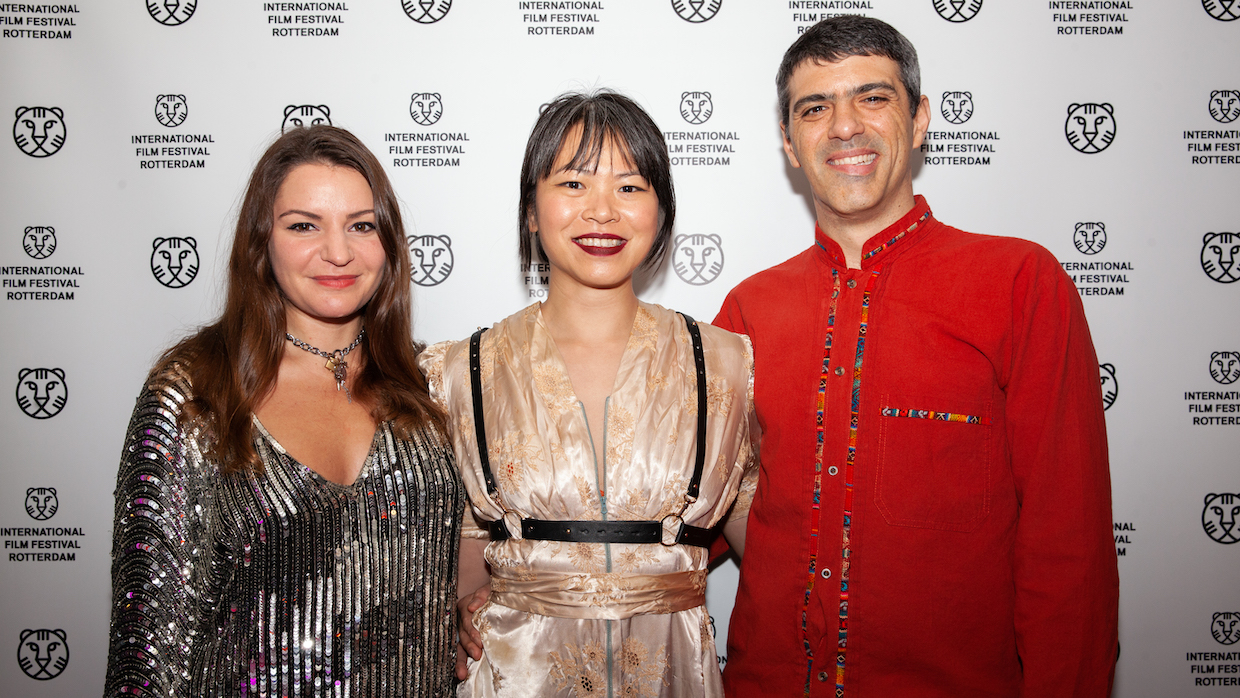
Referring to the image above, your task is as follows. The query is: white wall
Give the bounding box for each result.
[1,1,1237,694]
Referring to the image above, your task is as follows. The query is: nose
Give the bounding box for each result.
[322,229,355,266]
[827,101,865,142]
[582,187,618,225]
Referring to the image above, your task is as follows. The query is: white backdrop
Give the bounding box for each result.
[1,1,1238,695]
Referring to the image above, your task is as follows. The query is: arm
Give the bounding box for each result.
[1006,252,1119,696]
[722,516,747,559]
[104,376,211,698]
[454,536,491,680]
[715,314,759,563]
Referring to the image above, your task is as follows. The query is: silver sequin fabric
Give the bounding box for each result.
[105,369,465,697]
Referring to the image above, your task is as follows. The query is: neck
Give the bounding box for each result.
[284,309,365,352]
[816,191,917,269]
[540,274,639,347]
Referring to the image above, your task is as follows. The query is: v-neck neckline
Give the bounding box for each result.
[533,301,643,401]
[251,415,381,490]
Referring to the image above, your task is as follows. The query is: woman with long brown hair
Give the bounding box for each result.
[104,125,464,697]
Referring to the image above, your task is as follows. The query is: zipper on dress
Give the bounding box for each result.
[579,398,616,697]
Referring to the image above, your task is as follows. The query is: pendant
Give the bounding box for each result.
[325,353,350,401]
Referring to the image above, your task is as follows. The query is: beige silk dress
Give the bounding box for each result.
[420,302,757,698]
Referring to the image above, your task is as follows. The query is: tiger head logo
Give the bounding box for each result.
[13,106,66,158]
[407,235,454,286]
[679,92,713,125]
[25,487,58,521]
[401,0,452,23]
[146,0,196,25]
[150,237,199,288]
[671,0,721,23]
[1065,103,1116,154]
[281,104,332,132]
[23,226,57,259]
[154,94,187,127]
[1213,612,1240,645]
[1210,352,1240,385]
[1209,91,1240,123]
[1099,363,1117,411]
[16,368,67,420]
[17,629,69,680]
[1201,232,1240,283]
[933,0,983,22]
[672,234,725,285]
[409,93,444,126]
[940,92,973,125]
[1073,222,1107,255]
[1202,0,1240,22]
[1202,493,1240,544]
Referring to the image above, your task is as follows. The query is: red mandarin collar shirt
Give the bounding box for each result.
[714,197,1119,697]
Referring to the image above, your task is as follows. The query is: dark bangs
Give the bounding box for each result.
[518,90,675,270]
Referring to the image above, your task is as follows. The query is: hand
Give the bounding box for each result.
[455,583,491,680]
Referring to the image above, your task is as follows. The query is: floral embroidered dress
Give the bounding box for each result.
[420,302,757,698]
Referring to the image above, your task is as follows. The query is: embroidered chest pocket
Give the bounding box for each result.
[875,395,994,532]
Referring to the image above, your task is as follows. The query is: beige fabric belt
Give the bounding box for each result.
[490,568,707,620]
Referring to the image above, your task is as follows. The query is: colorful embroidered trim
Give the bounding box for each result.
[801,270,841,696]
[860,209,931,261]
[834,268,880,697]
[880,408,992,425]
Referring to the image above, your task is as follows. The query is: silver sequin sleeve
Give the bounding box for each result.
[105,369,466,697]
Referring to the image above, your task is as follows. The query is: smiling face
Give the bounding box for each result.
[531,131,660,293]
[781,54,930,232]
[268,163,386,329]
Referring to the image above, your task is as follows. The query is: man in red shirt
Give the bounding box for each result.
[715,16,1119,697]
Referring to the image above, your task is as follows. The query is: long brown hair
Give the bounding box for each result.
[154,125,444,473]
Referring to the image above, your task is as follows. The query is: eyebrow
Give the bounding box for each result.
[791,81,900,114]
[554,165,644,179]
[277,208,375,220]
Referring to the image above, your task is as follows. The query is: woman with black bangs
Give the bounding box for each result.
[420,91,757,697]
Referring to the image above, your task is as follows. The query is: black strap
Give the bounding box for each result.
[469,328,497,497]
[469,313,711,546]
[488,517,712,547]
[680,312,708,500]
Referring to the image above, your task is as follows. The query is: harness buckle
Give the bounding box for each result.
[660,514,685,546]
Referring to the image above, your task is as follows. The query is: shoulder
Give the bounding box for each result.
[697,319,752,360]
[926,221,1062,271]
[138,359,196,417]
[417,339,458,376]
[724,245,819,304]
[417,305,538,399]
[917,221,1078,307]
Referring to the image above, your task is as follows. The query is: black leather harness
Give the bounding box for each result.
[469,312,713,548]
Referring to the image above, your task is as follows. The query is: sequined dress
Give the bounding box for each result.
[105,367,465,697]
[420,303,758,698]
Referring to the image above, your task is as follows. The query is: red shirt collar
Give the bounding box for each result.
[814,195,935,269]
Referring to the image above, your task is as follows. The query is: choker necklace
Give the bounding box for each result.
[286,328,365,402]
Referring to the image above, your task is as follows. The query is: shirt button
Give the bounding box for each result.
[828,465,838,476]
[818,670,830,682]
[846,279,857,289]
[834,366,845,376]
[821,567,832,579]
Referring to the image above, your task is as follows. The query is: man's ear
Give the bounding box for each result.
[780,122,802,169]
[912,94,931,150]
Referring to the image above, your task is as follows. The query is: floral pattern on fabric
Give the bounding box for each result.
[418,302,758,698]
[489,430,543,493]
[535,362,578,415]
[619,637,669,698]
[549,640,609,697]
